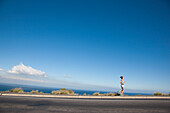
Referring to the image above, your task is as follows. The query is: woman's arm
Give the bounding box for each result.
[123,81,125,85]
[120,79,123,84]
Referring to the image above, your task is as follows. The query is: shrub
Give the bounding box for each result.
[18,90,24,93]
[60,90,69,95]
[30,90,39,94]
[60,88,66,90]
[162,94,168,96]
[154,92,162,96]
[108,93,115,96]
[39,91,45,94]
[103,93,115,96]
[103,93,109,96]
[51,89,74,95]
[11,88,24,93]
[4,90,10,93]
[115,92,121,96]
[83,93,87,96]
[51,90,61,95]
[92,92,100,96]
[68,89,74,94]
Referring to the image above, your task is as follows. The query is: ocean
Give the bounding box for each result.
[0,83,152,96]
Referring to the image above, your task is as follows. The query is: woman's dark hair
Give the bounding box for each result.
[120,76,123,79]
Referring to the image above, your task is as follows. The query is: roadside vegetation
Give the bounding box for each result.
[30,90,39,94]
[92,92,100,96]
[92,92,117,96]
[0,88,47,95]
[83,93,87,96]
[153,92,170,96]
[1,88,170,96]
[11,88,24,93]
[51,88,75,95]
[1,88,76,95]
[154,92,162,96]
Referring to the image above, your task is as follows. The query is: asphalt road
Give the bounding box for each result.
[0,96,170,113]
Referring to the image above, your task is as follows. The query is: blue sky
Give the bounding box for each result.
[0,0,170,93]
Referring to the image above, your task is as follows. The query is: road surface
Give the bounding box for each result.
[0,96,170,113]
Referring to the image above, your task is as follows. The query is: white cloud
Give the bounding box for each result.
[0,68,3,71]
[7,63,47,77]
[0,75,45,83]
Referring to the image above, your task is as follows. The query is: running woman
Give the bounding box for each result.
[120,76,125,96]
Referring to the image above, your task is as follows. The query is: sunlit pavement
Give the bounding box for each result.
[0,96,170,113]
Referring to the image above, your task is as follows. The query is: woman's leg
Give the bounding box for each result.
[121,87,124,94]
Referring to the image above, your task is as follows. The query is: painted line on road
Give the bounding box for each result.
[1,93,170,99]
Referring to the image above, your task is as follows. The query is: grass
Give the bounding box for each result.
[39,91,44,94]
[60,90,69,95]
[162,93,168,96]
[11,88,24,93]
[154,92,162,96]
[4,90,10,93]
[3,88,170,96]
[83,93,87,96]
[60,88,66,90]
[92,92,116,96]
[68,89,74,94]
[51,90,61,95]
[153,92,170,96]
[51,88,75,95]
[102,93,116,96]
[108,93,116,96]
[92,92,100,96]
[30,90,39,94]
